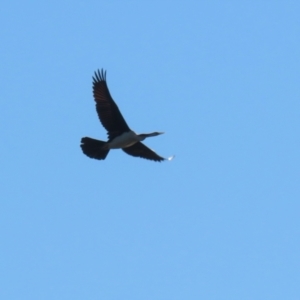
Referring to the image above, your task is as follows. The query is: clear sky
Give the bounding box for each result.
[1,1,300,299]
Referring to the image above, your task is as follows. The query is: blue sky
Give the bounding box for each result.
[1,1,300,299]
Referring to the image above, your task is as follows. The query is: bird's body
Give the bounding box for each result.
[106,130,139,149]
[80,69,172,162]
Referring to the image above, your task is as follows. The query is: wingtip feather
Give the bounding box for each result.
[166,155,175,161]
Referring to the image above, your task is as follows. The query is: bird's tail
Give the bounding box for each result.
[80,137,109,160]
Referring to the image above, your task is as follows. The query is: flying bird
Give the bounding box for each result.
[80,69,173,162]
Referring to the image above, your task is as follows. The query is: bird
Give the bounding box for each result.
[80,69,173,162]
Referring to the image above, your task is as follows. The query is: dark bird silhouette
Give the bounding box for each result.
[80,69,173,162]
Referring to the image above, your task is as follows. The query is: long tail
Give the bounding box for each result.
[80,137,109,160]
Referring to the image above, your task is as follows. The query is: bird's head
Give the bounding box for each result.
[138,132,164,141]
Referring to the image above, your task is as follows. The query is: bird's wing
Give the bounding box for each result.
[122,142,166,162]
[93,69,130,140]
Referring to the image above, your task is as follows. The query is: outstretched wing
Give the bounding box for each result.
[122,142,166,162]
[93,69,130,140]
